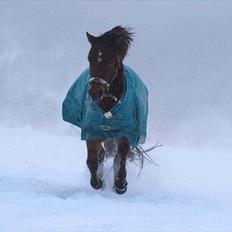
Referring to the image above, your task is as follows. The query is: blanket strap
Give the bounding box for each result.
[107,94,121,104]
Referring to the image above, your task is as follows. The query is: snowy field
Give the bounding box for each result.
[0,126,232,231]
[1,1,232,231]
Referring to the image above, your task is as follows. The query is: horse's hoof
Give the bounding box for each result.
[90,176,103,190]
[114,179,128,194]
[115,186,127,194]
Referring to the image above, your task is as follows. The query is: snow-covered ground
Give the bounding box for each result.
[1,1,232,231]
[1,126,231,231]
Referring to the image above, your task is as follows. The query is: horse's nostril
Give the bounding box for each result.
[94,91,103,98]
[90,91,103,100]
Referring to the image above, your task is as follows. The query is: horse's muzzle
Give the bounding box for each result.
[89,89,104,102]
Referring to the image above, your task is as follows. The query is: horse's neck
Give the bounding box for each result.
[99,66,124,112]
[110,66,124,99]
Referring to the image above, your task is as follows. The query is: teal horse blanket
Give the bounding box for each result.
[62,65,148,148]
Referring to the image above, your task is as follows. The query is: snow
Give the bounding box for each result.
[0,127,231,231]
[1,1,232,231]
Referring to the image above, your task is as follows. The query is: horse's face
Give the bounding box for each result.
[87,32,119,102]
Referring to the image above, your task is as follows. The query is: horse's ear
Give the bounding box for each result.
[86,32,97,45]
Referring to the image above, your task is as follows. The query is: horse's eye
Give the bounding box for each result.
[109,59,115,66]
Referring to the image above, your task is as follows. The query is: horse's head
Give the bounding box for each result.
[86,26,133,102]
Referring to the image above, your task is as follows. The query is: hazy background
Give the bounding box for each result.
[1,3,232,229]
[0,1,232,148]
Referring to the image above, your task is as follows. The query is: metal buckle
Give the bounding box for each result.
[101,125,110,131]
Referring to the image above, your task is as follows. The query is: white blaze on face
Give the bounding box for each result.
[97,49,102,63]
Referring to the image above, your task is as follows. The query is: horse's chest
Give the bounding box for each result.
[99,98,117,112]
[99,76,125,112]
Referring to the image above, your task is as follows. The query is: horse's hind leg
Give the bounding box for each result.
[114,137,130,194]
[86,140,104,190]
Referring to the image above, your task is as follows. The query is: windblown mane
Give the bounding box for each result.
[99,26,134,60]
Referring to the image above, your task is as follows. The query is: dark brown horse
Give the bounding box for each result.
[86,26,134,194]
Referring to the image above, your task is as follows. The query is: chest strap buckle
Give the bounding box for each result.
[101,125,110,131]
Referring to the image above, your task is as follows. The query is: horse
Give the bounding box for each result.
[62,26,148,194]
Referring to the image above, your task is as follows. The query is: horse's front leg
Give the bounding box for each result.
[114,137,130,194]
[86,140,104,190]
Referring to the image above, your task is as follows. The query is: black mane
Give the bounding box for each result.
[99,26,134,60]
